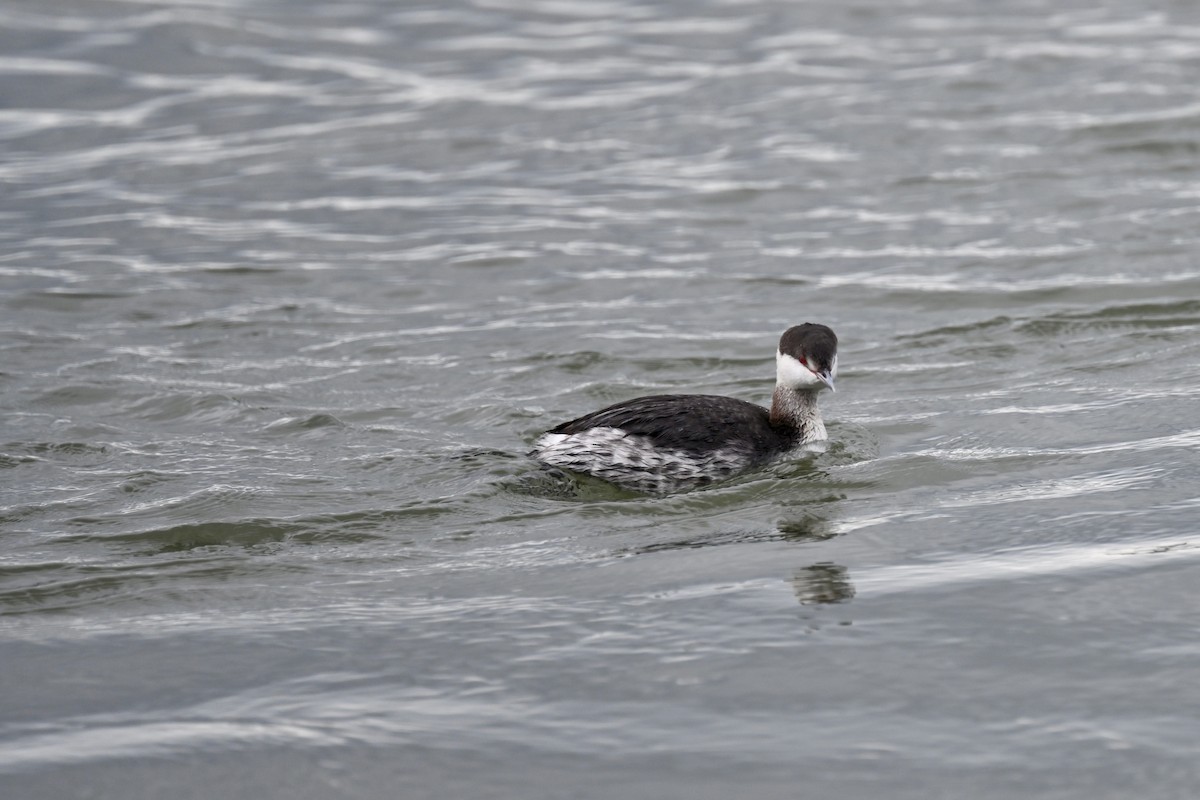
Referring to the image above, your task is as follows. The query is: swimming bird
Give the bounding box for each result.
[531,323,838,493]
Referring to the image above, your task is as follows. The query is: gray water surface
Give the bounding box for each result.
[4,1,1200,798]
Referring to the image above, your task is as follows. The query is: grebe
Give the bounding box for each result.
[531,323,838,493]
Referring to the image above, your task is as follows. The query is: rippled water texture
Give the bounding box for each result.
[4,1,1200,798]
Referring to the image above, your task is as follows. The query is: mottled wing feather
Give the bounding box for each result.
[548,394,775,455]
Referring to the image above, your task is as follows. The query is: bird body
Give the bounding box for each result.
[531,323,838,493]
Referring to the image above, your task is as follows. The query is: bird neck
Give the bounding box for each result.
[770,385,826,444]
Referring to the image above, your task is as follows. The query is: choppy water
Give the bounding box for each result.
[4,0,1200,797]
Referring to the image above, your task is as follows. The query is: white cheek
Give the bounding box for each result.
[776,351,822,389]
[831,354,838,379]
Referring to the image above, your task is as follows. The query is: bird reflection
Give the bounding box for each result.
[776,511,837,543]
[790,562,855,605]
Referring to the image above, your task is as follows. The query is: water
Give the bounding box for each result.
[4,0,1200,797]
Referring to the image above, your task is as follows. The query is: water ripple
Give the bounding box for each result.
[5,0,1200,794]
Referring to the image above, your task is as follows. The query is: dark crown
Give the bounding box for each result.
[778,323,837,371]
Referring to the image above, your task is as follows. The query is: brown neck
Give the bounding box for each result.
[770,385,827,444]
